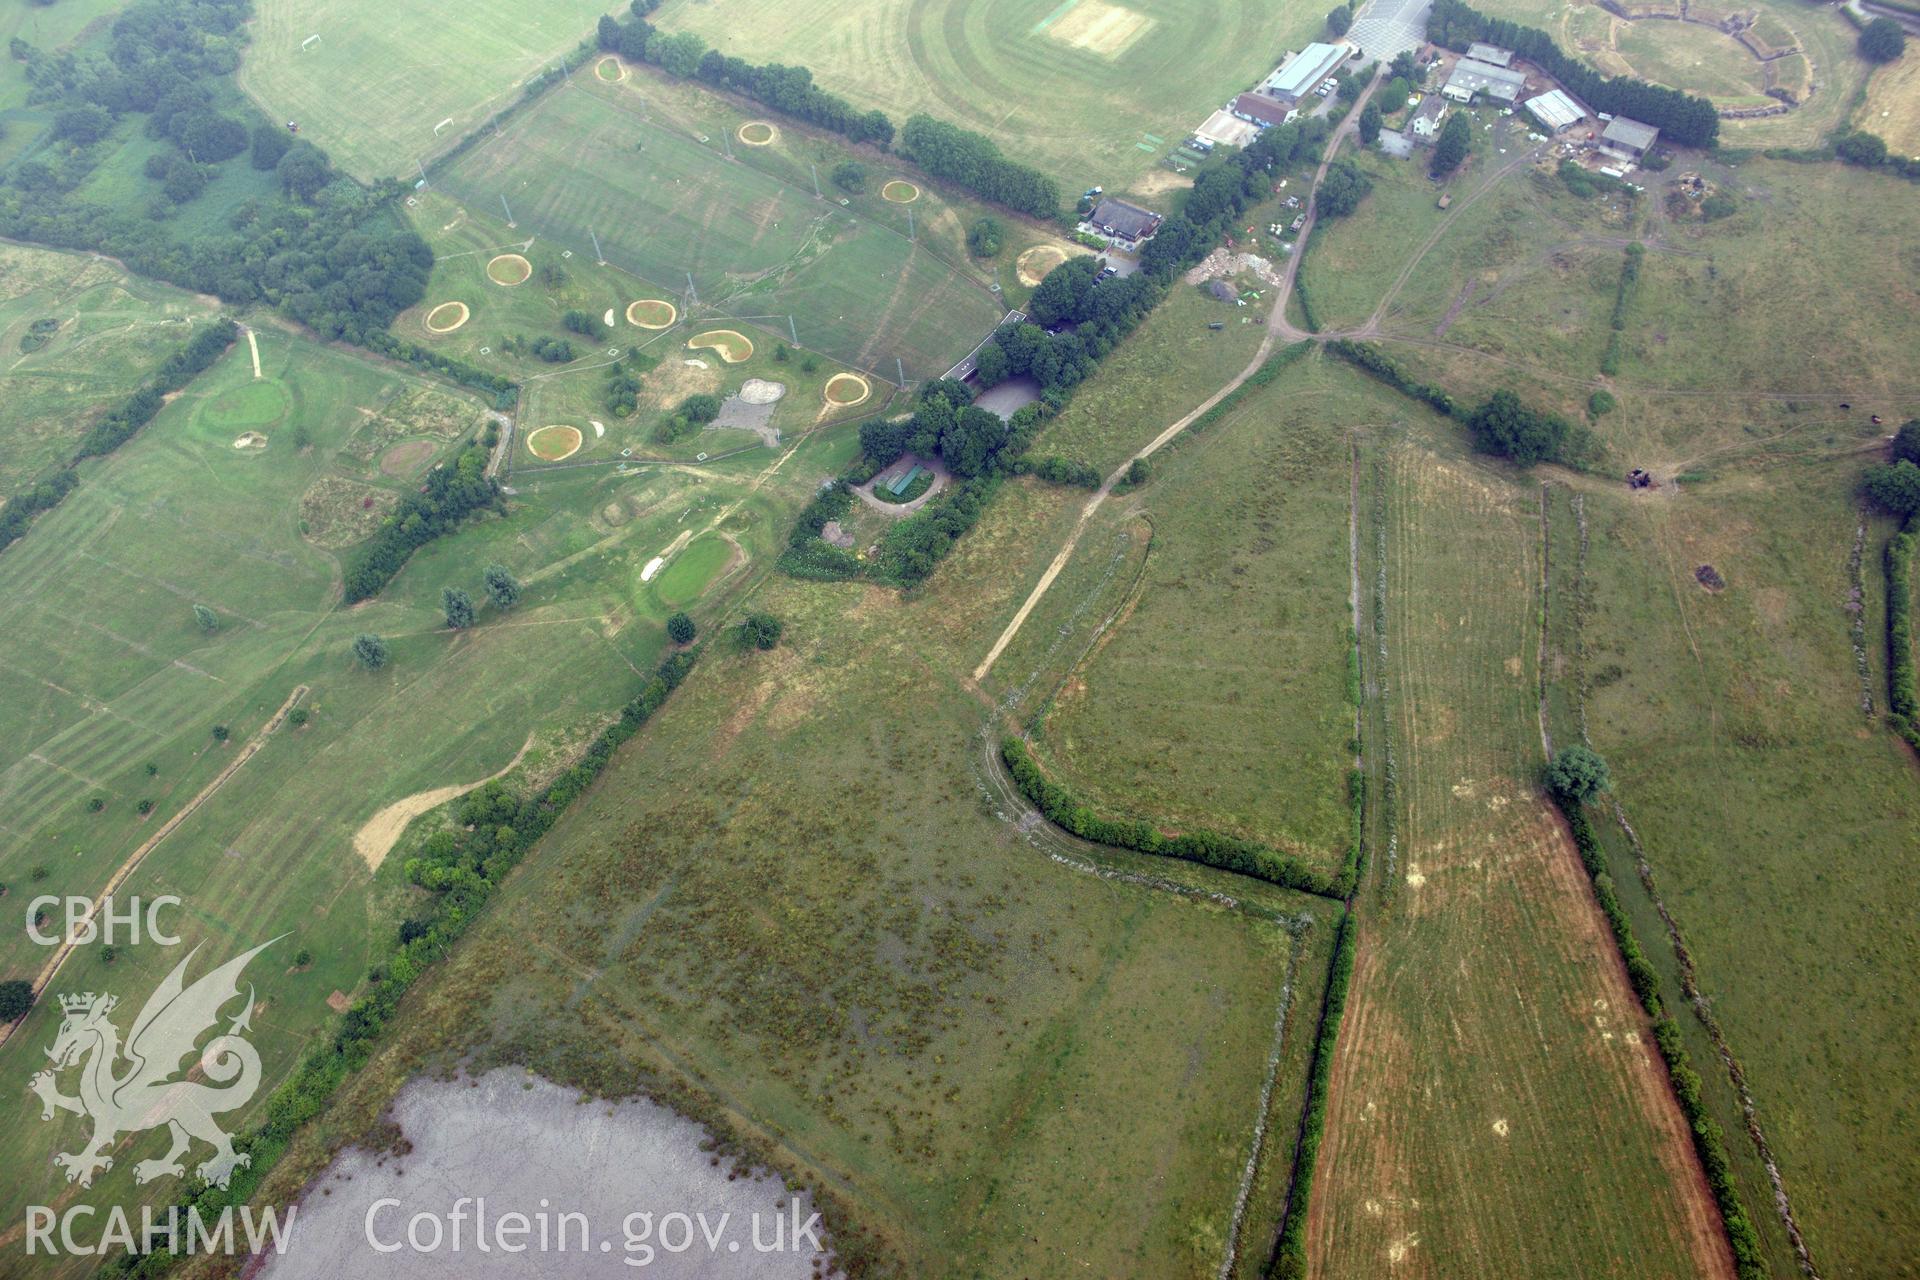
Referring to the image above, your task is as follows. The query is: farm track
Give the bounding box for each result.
[0,684,309,1051]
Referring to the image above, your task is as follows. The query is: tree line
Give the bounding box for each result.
[1001,736,1340,898]
[1328,341,1588,466]
[0,319,236,557]
[4,0,432,344]
[1428,0,1720,147]
[597,7,892,149]
[341,441,503,601]
[897,115,1059,219]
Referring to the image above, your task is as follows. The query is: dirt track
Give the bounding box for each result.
[972,69,1386,684]
[0,684,308,1050]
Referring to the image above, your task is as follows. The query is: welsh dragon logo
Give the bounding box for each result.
[29,938,279,1190]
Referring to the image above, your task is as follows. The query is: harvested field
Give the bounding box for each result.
[1312,442,1732,1280]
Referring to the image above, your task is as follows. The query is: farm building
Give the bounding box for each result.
[1253,41,1354,108]
[1231,93,1295,128]
[1524,89,1584,134]
[1466,42,1515,67]
[1085,197,1162,245]
[1196,108,1260,149]
[1409,94,1450,141]
[1443,57,1528,104]
[1599,116,1659,160]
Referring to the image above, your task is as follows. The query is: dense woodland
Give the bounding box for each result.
[4,0,431,342]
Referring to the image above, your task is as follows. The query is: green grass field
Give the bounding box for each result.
[232,461,1342,1279]
[650,0,1323,199]
[1036,360,1356,868]
[0,244,220,494]
[1035,278,1270,473]
[237,0,621,181]
[1551,460,1920,1278]
[0,323,792,1270]
[433,77,1005,377]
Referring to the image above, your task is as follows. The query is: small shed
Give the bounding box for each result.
[1600,116,1659,161]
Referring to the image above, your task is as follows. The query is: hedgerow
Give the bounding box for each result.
[1326,339,1457,417]
[1267,910,1357,1279]
[1549,792,1767,1279]
[1885,519,1920,748]
[1001,736,1339,898]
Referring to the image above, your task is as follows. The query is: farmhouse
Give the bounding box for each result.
[1599,116,1660,161]
[1253,41,1354,109]
[1409,94,1450,142]
[1085,197,1162,246]
[1466,42,1515,67]
[1524,89,1585,134]
[1231,92,1295,128]
[1443,57,1528,104]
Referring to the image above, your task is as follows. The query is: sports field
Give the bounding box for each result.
[238,0,621,181]
[0,244,220,494]
[0,325,784,1263]
[1039,363,1355,868]
[650,0,1325,196]
[434,80,1005,377]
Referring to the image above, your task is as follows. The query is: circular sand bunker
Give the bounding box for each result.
[881,179,920,204]
[823,372,871,407]
[486,254,532,286]
[595,56,626,83]
[736,121,777,146]
[738,378,786,405]
[626,299,678,329]
[687,329,753,364]
[526,424,583,461]
[1016,245,1068,287]
[425,301,470,334]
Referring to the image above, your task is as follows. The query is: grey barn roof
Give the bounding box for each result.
[1601,116,1660,152]
[1466,42,1514,66]
[1524,89,1584,132]
[1088,198,1161,240]
[1445,57,1528,101]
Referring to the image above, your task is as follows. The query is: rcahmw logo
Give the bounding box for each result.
[29,937,280,1190]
